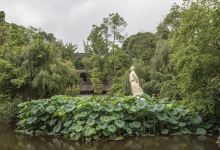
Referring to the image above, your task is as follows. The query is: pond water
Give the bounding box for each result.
[0,123,219,150]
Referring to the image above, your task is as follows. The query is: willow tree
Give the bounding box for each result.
[0,12,80,99]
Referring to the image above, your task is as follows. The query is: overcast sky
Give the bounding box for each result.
[0,0,182,52]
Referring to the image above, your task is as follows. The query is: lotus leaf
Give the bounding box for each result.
[97,122,108,129]
[70,132,75,138]
[121,103,129,109]
[130,106,137,112]
[131,121,141,128]
[89,113,99,119]
[53,122,62,133]
[85,127,96,136]
[136,99,147,109]
[27,117,37,124]
[58,109,66,116]
[156,104,165,112]
[126,127,132,134]
[86,118,95,126]
[114,104,122,111]
[49,119,57,126]
[63,121,72,127]
[169,117,178,124]
[196,128,207,135]
[100,116,111,122]
[45,106,56,114]
[31,105,41,114]
[161,129,169,135]
[179,122,186,127]
[80,111,88,118]
[108,125,117,133]
[157,113,168,121]
[74,133,81,140]
[75,125,83,132]
[148,105,157,112]
[40,115,50,121]
[180,128,191,134]
[64,104,75,112]
[114,120,125,128]
[77,121,85,125]
[105,104,114,112]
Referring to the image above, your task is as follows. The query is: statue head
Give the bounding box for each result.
[130,65,135,71]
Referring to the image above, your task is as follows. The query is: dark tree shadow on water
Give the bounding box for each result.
[0,124,219,150]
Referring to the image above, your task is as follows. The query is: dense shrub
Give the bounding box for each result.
[17,95,210,141]
[0,99,21,122]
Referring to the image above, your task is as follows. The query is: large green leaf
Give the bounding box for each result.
[131,121,141,128]
[27,117,37,124]
[63,121,72,127]
[89,113,99,119]
[180,128,191,134]
[85,127,96,136]
[79,111,88,118]
[86,118,95,126]
[136,99,147,109]
[169,117,178,124]
[77,121,85,125]
[157,113,168,121]
[64,104,75,112]
[114,104,122,111]
[75,125,83,132]
[40,115,50,121]
[49,119,57,126]
[31,105,41,115]
[100,116,111,122]
[45,106,56,114]
[126,127,132,135]
[196,128,207,135]
[97,122,108,130]
[179,122,186,127]
[53,122,62,133]
[108,125,117,133]
[105,104,114,112]
[114,120,125,128]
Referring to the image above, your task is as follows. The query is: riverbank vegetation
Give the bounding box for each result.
[17,95,210,141]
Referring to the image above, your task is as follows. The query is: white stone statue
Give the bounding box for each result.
[129,65,143,96]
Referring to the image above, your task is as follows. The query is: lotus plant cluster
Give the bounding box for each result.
[17,95,207,141]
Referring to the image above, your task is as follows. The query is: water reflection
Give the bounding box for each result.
[0,124,219,150]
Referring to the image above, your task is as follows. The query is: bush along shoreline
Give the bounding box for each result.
[17,95,214,141]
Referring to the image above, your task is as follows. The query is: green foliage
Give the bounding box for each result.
[0,11,5,22]
[0,99,21,122]
[65,86,80,96]
[122,32,156,61]
[0,12,80,99]
[17,95,209,141]
[83,13,128,94]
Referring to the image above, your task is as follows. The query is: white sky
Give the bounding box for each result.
[0,0,182,52]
